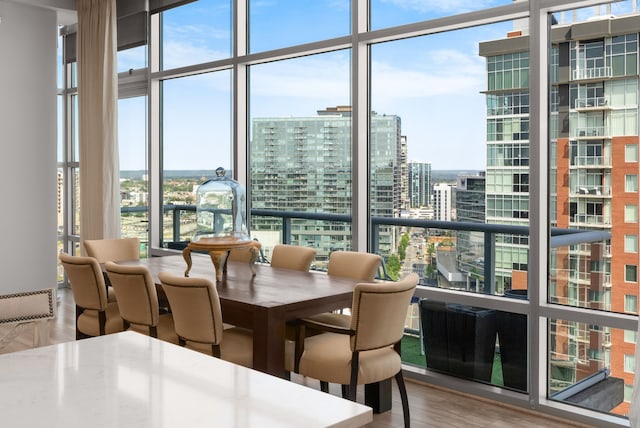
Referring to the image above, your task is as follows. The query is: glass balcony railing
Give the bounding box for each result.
[572,155,611,168]
[575,126,608,138]
[574,96,609,109]
[571,66,612,81]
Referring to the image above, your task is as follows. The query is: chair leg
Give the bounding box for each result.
[348,351,359,401]
[394,371,410,428]
[75,305,82,340]
[320,381,329,393]
[341,384,349,399]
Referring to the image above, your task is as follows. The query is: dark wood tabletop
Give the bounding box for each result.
[118,253,357,375]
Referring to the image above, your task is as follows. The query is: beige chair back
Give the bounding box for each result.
[227,248,254,262]
[59,252,109,311]
[270,244,316,271]
[327,251,382,281]
[83,237,140,263]
[158,272,224,345]
[104,262,159,328]
[349,273,418,351]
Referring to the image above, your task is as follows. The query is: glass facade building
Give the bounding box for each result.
[408,161,432,208]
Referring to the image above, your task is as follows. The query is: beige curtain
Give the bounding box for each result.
[77,0,120,241]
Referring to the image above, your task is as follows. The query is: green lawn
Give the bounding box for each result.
[401,335,504,386]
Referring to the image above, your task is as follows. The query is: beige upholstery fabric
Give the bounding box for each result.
[83,237,139,304]
[270,245,316,343]
[185,328,253,368]
[297,272,418,425]
[270,244,316,271]
[227,247,254,262]
[299,334,400,385]
[76,306,124,337]
[298,273,417,382]
[59,252,124,338]
[327,251,382,281]
[158,272,253,368]
[304,251,382,328]
[0,289,56,350]
[83,237,141,263]
[0,289,55,325]
[104,262,178,344]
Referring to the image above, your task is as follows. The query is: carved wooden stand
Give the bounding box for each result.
[182,237,261,282]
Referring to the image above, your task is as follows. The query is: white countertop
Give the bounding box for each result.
[0,331,372,428]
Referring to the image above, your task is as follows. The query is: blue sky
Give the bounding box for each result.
[115,0,637,171]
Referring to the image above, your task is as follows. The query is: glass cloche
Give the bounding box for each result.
[193,167,250,242]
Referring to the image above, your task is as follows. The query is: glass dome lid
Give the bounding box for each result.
[193,167,250,242]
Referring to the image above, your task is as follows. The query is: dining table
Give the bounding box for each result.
[118,253,393,414]
[0,331,373,427]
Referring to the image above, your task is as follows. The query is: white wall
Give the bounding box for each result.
[0,1,57,294]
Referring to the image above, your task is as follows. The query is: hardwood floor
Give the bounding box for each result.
[0,287,592,428]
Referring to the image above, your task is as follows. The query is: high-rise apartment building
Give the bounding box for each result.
[251,106,404,263]
[432,183,452,221]
[455,173,486,283]
[480,12,640,415]
[408,161,432,208]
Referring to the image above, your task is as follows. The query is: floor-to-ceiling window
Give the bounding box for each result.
[59,1,640,426]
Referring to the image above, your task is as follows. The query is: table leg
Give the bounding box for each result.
[365,379,392,413]
[182,247,193,277]
[251,309,287,378]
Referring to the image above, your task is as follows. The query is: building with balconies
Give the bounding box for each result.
[480,11,640,415]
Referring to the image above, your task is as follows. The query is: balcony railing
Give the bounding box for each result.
[575,126,607,138]
[574,96,608,109]
[572,185,611,196]
[571,66,612,81]
[572,155,611,168]
[572,213,611,226]
[127,205,611,291]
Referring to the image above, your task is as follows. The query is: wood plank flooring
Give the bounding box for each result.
[0,287,593,428]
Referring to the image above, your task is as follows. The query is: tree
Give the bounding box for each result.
[385,254,401,280]
[398,233,410,261]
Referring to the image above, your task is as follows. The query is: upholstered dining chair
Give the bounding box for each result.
[104,262,178,344]
[304,250,383,328]
[269,244,317,352]
[83,237,140,263]
[157,272,253,368]
[83,237,141,303]
[226,247,255,263]
[327,250,382,281]
[270,244,316,271]
[59,252,124,340]
[295,272,419,428]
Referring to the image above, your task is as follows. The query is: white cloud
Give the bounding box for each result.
[161,41,229,71]
[372,49,485,104]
